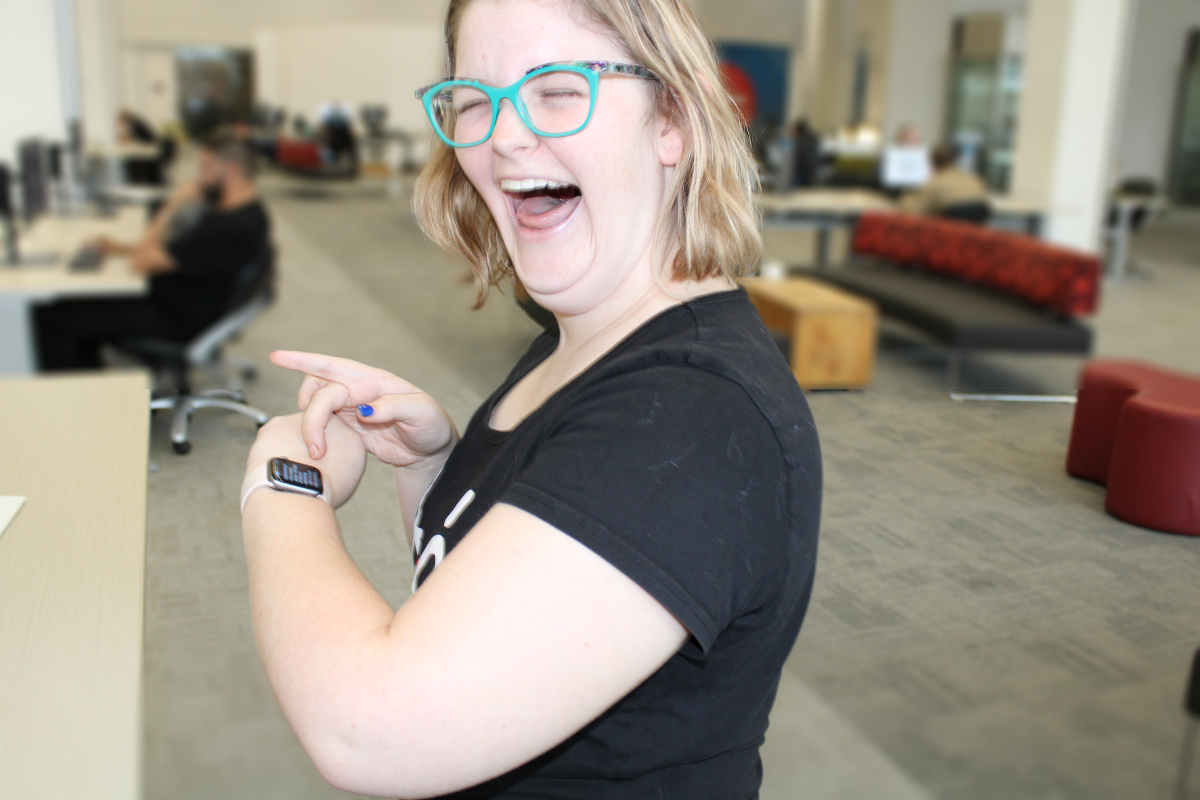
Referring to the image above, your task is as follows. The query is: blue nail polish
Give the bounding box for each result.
[357,404,374,417]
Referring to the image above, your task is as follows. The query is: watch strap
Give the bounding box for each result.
[240,458,332,514]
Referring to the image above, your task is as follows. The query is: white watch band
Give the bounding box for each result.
[240,459,332,514]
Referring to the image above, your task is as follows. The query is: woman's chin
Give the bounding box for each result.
[517,274,597,317]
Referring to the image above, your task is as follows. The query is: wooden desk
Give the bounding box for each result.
[759,190,1050,264]
[989,195,1047,237]
[758,190,894,267]
[0,372,150,800]
[742,276,878,390]
[0,208,147,374]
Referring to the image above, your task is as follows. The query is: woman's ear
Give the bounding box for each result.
[657,91,686,167]
[658,121,684,167]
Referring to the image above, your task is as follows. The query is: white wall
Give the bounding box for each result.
[117,0,449,46]
[0,0,68,162]
[1113,0,1194,185]
[693,0,806,45]
[255,24,444,135]
[121,47,177,128]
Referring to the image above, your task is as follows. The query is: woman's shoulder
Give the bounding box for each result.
[598,288,815,440]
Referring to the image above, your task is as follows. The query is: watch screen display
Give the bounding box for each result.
[268,458,324,496]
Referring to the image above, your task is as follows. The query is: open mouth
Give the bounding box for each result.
[501,178,582,230]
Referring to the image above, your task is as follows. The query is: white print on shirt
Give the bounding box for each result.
[443,489,475,528]
[411,487,473,593]
[412,534,445,594]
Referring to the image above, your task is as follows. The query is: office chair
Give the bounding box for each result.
[938,201,991,225]
[1105,177,1162,280]
[1177,646,1200,800]
[118,245,276,454]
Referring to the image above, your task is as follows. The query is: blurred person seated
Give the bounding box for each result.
[790,118,821,188]
[118,108,157,145]
[893,121,923,146]
[34,136,271,371]
[901,143,990,221]
[118,108,168,185]
[316,100,359,171]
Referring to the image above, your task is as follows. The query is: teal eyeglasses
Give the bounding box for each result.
[415,60,659,148]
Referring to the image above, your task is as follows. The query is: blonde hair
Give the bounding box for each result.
[412,0,762,308]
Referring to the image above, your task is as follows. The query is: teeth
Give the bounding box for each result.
[500,178,569,192]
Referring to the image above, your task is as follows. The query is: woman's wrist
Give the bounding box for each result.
[395,432,458,478]
[245,414,367,510]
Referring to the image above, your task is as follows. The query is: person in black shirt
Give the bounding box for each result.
[34,136,270,371]
[118,109,158,145]
[239,1,821,798]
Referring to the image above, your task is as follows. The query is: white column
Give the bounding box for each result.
[802,0,861,132]
[74,0,121,148]
[882,0,954,144]
[1011,0,1135,253]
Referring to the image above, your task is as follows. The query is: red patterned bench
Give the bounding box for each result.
[275,138,358,180]
[802,212,1102,371]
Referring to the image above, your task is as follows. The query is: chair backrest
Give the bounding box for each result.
[186,244,276,365]
[1117,176,1157,197]
[938,201,991,225]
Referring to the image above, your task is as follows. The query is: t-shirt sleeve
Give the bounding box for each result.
[500,366,788,656]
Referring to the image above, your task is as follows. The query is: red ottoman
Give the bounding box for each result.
[276,138,323,169]
[1067,360,1200,535]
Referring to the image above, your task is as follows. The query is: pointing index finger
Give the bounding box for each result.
[270,350,369,384]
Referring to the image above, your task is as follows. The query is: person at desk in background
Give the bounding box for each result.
[118,109,157,146]
[33,136,270,371]
[901,143,990,219]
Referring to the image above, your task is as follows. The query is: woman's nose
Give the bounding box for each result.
[490,98,537,155]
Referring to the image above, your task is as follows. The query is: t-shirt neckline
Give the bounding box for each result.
[484,287,744,437]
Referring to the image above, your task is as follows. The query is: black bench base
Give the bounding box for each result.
[799,262,1093,354]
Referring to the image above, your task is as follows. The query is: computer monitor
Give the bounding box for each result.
[0,162,17,264]
[17,139,49,223]
[0,162,12,219]
[881,146,931,190]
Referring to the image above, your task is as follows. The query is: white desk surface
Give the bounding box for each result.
[989,195,1048,216]
[0,372,150,800]
[0,208,147,301]
[758,189,895,216]
[86,142,159,160]
[759,189,1048,219]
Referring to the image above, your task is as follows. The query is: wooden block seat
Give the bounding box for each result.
[741,277,878,390]
[1067,360,1200,536]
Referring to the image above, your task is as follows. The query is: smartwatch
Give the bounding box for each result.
[240,457,332,513]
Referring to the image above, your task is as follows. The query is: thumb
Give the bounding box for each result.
[354,391,432,428]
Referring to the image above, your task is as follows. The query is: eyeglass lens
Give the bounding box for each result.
[433,70,593,144]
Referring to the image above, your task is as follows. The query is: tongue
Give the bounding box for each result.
[515,193,579,229]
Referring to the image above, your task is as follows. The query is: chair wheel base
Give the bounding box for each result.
[173,441,191,455]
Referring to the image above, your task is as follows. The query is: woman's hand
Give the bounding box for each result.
[246,412,367,508]
[270,351,459,472]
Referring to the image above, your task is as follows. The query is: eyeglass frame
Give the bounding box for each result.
[415,60,660,148]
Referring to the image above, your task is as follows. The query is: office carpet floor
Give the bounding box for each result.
[142,174,1200,800]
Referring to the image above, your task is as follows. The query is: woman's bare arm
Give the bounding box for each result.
[244,479,686,799]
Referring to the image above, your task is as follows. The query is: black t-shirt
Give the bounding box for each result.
[153,200,270,337]
[415,288,822,800]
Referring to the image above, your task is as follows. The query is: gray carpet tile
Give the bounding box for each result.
[142,175,1200,799]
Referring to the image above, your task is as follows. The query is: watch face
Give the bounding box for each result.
[267,458,324,497]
